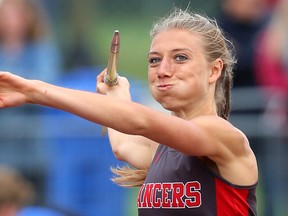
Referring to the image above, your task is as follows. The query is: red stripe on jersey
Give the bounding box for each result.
[215,178,250,216]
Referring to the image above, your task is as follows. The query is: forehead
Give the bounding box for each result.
[150,29,204,53]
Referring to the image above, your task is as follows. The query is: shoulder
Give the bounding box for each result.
[192,115,250,157]
[192,116,258,185]
[191,115,244,139]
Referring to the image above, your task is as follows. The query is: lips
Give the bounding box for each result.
[157,83,173,91]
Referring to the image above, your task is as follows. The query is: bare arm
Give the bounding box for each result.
[107,129,158,169]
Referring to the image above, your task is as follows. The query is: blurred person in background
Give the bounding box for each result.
[255,0,288,130]
[218,1,272,215]
[255,0,288,104]
[0,0,63,210]
[0,166,35,216]
[0,166,78,216]
[254,0,288,215]
[0,0,62,83]
[218,0,270,88]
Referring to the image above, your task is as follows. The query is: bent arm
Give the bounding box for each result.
[96,70,158,169]
[108,129,158,169]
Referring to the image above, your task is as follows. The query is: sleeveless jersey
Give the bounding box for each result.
[138,144,257,216]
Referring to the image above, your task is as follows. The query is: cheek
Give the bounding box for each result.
[179,74,206,97]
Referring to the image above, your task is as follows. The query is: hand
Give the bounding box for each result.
[96,68,132,101]
[0,72,31,108]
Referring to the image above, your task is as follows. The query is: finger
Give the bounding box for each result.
[96,68,107,83]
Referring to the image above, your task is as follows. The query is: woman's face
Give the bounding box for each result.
[148,29,213,113]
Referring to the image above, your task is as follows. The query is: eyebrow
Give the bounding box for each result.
[147,48,193,56]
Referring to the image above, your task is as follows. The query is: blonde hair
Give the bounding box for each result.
[112,8,236,187]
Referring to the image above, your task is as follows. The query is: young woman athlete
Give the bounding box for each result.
[0,8,258,216]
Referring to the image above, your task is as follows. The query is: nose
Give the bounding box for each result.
[157,58,172,79]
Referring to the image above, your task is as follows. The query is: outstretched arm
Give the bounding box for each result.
[0,71,146,133]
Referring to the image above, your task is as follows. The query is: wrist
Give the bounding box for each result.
[27,80,49,105]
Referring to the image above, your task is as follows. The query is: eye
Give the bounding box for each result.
[148,57,161,65]
[175,54,188,61]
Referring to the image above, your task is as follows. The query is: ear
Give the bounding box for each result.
[209,58,223,84]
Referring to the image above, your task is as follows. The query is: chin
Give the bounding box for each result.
[153,93,176,111]
[159,100,175,111]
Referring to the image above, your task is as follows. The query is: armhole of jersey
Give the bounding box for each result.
[196,157,258,189]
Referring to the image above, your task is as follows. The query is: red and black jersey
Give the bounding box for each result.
[138,145,257,216]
